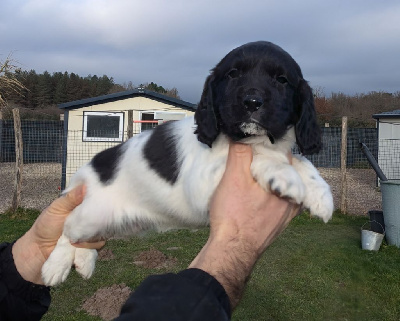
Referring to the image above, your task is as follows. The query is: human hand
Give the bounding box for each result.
[12,185,105,285]
[209,143,299,256]
[190,142,300,308]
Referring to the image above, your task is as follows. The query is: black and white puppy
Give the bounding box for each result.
[42,41,333,286]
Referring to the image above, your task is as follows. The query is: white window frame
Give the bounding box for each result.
[153,111,186,121]
[139,111,186,120]
[83,111,124,142]
[138,111,186,131]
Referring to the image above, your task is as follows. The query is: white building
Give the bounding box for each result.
[58,89,196,188]
[373,109,400,180]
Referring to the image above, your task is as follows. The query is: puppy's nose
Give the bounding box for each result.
[243,95,263,111]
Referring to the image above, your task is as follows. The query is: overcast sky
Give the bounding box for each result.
[1,0,400,103]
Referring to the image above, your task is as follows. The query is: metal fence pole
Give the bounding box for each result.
[340,116,348,213]
[0,114,3,162]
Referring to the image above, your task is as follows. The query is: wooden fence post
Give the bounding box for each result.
[127,110,133,139]
[0,111,3,162]
[340,116,348,213]
[12,108,23,212]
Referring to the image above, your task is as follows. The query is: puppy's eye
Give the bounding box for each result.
[276,75,288,84]
[227,68,240,79]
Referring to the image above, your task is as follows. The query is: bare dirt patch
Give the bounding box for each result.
[81,283,132,321]
[81,249,177,320]
[133,248,177,269]
[98,248,115,261]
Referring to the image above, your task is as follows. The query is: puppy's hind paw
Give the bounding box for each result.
[41,234,76,286]
[74,248,97,279]
[42,261,72,286]
[42,250,76,286]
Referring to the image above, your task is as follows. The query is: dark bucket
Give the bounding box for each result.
[368,210,385,234]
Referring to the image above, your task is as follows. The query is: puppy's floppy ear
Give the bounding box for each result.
[295,80,322,155]
[194,75,220,148]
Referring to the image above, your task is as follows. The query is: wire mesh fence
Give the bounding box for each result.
[0,120,63,164]
[304,127,381,215]
[378,139,400,180]
[62,121,159,188]
[0,120,63,211]
[0,118,396,215]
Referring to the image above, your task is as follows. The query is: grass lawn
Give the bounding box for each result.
[1,208,400,320]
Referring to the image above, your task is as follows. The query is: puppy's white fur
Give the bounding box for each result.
[42,116,333,286]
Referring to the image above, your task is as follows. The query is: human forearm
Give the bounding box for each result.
[189,236,257,309]
[117,269,230,320]
[190,205,297,308]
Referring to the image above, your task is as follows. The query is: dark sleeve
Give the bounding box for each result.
[116,268,231,321]
[0,242,51,321]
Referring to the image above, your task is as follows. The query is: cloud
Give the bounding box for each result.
[1,0,400,102]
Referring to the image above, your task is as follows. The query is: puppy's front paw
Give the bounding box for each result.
[74,248,97,279]
[263,165,305,203]
[306,184,334,223]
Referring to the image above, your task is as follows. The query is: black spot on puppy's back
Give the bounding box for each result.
[91,143,124,184]
[143,121,180,184]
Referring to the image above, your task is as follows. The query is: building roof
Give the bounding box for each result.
[58,89,197,111]
[373,109,400,119]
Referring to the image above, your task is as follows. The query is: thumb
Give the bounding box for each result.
[224,142,253,179]
[48,185,86,216]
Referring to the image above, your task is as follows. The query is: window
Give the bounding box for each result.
[83,111,124,142]
[139,111,186,132]
[140,112,158,132]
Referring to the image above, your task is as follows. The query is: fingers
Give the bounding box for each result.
[72,240,106,250]
[47,185,86,216]
[287,151,293,164]
[283,203,301,224]
[224,143,253,183]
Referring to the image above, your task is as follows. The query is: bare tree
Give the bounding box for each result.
[165,87,180,99]
[0,53,26,109]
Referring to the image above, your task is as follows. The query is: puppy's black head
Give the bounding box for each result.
[195,41,321,155]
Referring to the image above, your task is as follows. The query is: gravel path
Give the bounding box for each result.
[0,163,382,215]
[0,163,61,213]
[319,167,381,215]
